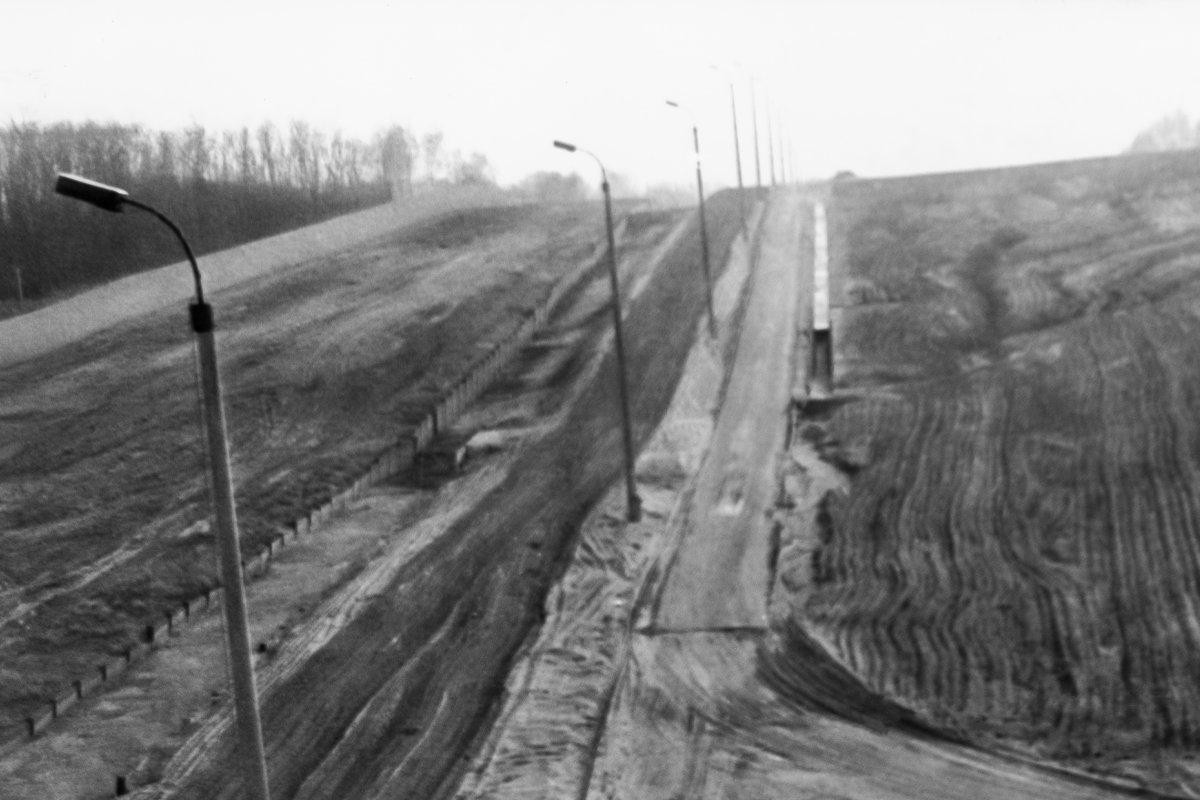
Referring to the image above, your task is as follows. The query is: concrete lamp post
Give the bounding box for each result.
[748,75,763,193]
[55,173,271,800]
[709,64,748,238]
[550,142,642,523]
[664,100,717,340]
[765,93,778,187]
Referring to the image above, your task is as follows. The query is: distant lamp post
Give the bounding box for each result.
[550,144,642,523]
[708,64,748,237]
[765,93,777,187]
[777,116,787,185]
[55,174,271,800]
[749,75,763,193]
[664,100,716,340]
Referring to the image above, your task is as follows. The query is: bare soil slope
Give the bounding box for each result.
[0,201,637,740]
[134,191,746,799]
[785,149,1200,792]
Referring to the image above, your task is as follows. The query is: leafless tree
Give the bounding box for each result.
[422,130,444,182]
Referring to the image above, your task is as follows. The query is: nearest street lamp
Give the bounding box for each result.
[55,174,271,800]
[665,100,716,340]
[550,143,642,522]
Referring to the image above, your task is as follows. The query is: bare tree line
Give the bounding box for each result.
[0,117,695,308]
[0,120,497,304]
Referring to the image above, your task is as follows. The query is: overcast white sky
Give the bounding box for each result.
[3,0,1198,191]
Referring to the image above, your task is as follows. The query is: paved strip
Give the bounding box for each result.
[651,189,803,631]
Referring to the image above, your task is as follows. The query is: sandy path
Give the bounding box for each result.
[649,188,803,631]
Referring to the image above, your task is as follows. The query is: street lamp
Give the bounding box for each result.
[765,92,777,187]
[664,100,717,340]
[709,64,748,238]
[550,144,642,523]
[777,115,788,185]
[749,75,763,193]
[55,174,271,800]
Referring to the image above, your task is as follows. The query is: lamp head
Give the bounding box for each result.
[55,174,128,212]
[552,140,577,153]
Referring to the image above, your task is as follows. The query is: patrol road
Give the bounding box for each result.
[649,187,804,632]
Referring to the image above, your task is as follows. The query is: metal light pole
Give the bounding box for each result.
[766,93,777,187]
[708,64,748,237]
[749,76,763,193]
[665,100,716,340]
[55,174,271,800]
[728,81,748,236]
[550,144,641,523]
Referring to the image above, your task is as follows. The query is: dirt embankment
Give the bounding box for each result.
[125,191,747,799]
[0,203,624,739]
[784,149,1200,793]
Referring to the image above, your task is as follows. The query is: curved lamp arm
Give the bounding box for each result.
[55,173,205,304]
[552,140,608,186]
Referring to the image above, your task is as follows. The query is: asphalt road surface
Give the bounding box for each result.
[649,188,802,631]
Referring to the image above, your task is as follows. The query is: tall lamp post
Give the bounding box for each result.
[709,64,748,237]
[778,116,788,185]
[550,143,642,523]
[55,174,271,800]
[665,100,716,340]
[749,75,763,193]
[765,92,778,187]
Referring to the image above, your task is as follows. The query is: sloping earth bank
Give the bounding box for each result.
[787,149,1200,794]
[123,190,746,798]
[0,201,660,741]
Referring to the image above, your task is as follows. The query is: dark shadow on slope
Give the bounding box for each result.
[757,616,966,743]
